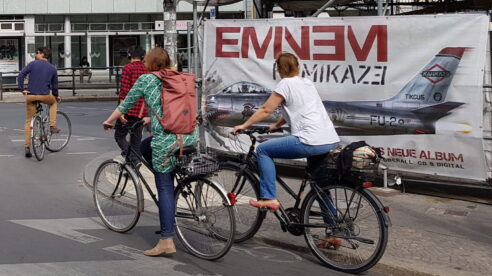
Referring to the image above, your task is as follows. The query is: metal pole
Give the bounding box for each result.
[0,72,3,101]
[377,0,384,16]
[312,0,336,17]
[193,0,199,76]
[72,69,76,96]
[163,0,178,69]
[187,22,192,73]
[116,67,120,95]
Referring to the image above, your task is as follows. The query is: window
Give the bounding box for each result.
[1,24,12,30]
[15,23,24,31]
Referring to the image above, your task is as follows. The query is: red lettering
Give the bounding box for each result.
[241,27,273,59]
[274,26,283,58]
[285,26,310,60]
[348,25,387,62]
[312,26,345,61]
[216,27,240,58]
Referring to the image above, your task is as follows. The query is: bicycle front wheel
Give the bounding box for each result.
[31,115,45,161]
[93,160,142,233]
[46,111,71,152]
[210,162,264,242]
[302,185,388,273]
[174,177,235,260]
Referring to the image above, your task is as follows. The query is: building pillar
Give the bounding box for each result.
[163,0,178,69]
[86,34,92,66]
[24,16,36,65]
[64,16,72,68]
[145,34,151,52]
[105,35,110,67]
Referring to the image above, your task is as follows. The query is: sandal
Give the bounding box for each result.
[249,199,281,211]
[315,236,342,250]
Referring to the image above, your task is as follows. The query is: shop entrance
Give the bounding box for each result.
[109,35,140,67]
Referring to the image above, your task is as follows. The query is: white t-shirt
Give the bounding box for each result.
[274,76,340,145]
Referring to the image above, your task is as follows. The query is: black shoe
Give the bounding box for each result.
[50,126,61,134]
[25,147,32,158]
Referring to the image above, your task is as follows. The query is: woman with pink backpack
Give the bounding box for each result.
[103,47,198,256]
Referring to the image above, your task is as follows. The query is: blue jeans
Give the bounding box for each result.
[141,136,175,238]
[256,135,339,199]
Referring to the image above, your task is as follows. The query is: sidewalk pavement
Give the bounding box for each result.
[83,151,492,276]
[0,89,118,103]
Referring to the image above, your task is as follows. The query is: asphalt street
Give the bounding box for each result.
[0,102,381,276]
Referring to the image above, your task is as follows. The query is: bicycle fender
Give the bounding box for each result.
[364,189,392,227]
[207,178,233,206]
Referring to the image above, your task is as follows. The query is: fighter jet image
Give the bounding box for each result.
[205,47,467,136]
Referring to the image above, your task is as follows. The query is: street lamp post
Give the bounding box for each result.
[163,0,178,69]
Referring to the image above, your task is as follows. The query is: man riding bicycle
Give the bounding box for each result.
[18,47,61,158]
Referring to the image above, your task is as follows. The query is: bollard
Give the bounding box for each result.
[0,72,3,101]
[115,67,120,95]
[72,68,76,96]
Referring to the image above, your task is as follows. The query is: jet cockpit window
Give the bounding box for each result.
[221,81,271,94]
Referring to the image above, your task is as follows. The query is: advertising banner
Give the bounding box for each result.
[0,38,19,73]
[202,15,490,181]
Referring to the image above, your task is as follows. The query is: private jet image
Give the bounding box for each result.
[204,47,467,136]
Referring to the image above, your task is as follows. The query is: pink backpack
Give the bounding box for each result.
[151,69,197,134]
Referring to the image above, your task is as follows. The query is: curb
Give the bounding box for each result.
[1,96,118,103]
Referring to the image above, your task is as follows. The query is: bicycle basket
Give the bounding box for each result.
[172,152,220,177]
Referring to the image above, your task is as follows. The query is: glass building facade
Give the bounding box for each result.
[0,0,245,72]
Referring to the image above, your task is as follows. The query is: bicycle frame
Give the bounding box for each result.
[112,122,232,218]
[31,102,50,143]
[227,133,335,230]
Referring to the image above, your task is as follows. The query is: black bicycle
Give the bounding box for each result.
[30,101,71,161]
[210,127,391,273]
[93,121,236,260]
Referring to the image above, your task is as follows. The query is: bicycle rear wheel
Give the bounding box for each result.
[210,162,264,242]
[174,177,235,260]
[46,111,71,152]
[31,115,45,161]
[93,160,142,233]
[302,185,388,273]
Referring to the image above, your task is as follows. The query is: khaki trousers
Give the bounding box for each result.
[24,94,57,147]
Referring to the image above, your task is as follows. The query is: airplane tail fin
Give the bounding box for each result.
[412,101,464,120]
[389,47,466,108]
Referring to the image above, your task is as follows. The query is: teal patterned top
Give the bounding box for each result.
[118,73,198,173]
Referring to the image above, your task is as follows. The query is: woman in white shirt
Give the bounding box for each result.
[232,52,340,210]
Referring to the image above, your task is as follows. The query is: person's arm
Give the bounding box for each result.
[232,92,284,134]
[17,62,32,92]
[269,117,286,131]
[51,69,59,98]
[104,75,147,128]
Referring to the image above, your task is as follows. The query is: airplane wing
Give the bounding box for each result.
[412,101,464,119]
[334,126,368,136]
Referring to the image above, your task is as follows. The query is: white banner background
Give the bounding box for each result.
[202,15,490,181]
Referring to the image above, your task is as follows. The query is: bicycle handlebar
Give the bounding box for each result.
[237,127,283,135]
[103,120,145,131]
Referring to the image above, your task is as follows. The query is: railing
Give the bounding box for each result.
[0,66,123,100]
[35,22,156,33]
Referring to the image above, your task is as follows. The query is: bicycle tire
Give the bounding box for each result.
[174,176,235,260]
[46,111,71,152]
[93,160,142,233]
[302,185,388,273]
[210,162,265,243]
[31,115,45,161]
